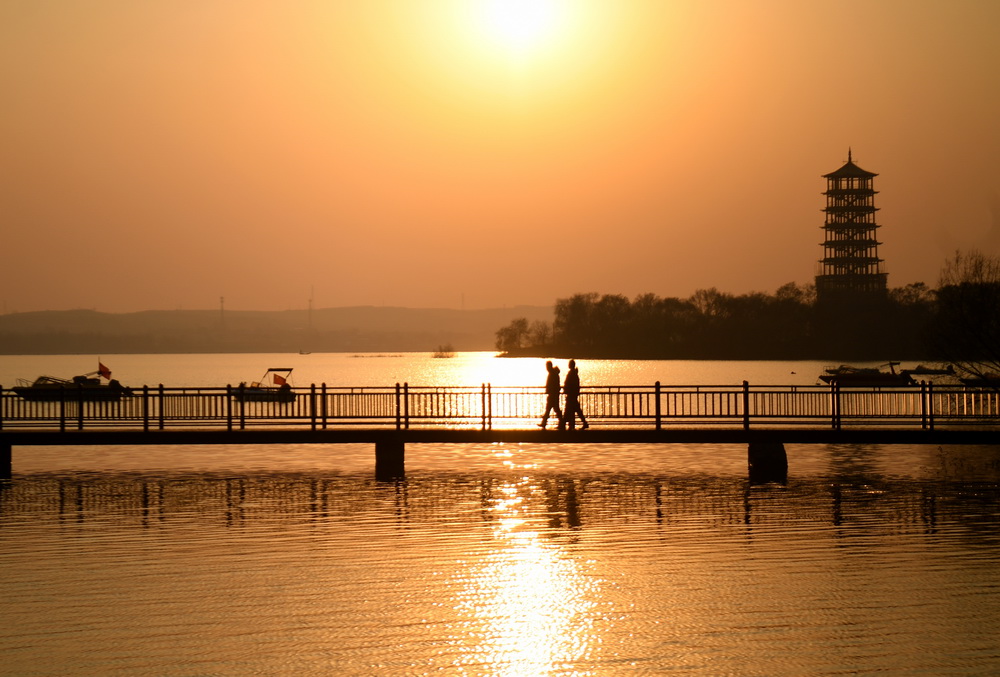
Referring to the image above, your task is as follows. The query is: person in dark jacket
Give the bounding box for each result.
[539,360,564,429]
[563,359,589,430]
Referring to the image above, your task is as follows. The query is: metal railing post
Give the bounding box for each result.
[321,383,328,429]
[655,381,662,430]
[310,384,317,431]
[742,380,750,431]
[142,385,150,431]
[920,381,928,429]
[832,383,841,430]
[76,385,84,430]
[226,385,233,431]
[481,383,487,431]
[927,381,935,431]
[158,384,165,430]
[238,384,246,430]
[403,382,410,430]
[395,383,401,430]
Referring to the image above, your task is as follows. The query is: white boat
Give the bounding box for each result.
[233,368,296,402]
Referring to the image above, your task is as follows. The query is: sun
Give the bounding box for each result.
[407,0,615,101]
[473,0,566,58]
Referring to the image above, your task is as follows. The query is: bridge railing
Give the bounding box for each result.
[1,382,998,431]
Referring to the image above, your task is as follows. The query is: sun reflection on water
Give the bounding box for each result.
[456,477,598,675]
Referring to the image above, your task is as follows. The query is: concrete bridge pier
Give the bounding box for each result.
[748,442,788,484]
[375,440,405,482]
[1,442,10,479]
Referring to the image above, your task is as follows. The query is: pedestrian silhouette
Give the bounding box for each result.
[539,360,564,429]
[563,359,589,430]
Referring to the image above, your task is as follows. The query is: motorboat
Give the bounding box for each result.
[818,362,914,386]
[900,364,956,378]
[13,363,132,401]
[959,373,1000,388]
[233,368,296,402]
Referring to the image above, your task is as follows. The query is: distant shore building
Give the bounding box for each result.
[815,150,888,306]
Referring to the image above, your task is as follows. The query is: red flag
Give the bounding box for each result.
[273,373,286,386]
[98,362,112,379]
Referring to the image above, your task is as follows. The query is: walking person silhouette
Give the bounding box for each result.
[563,359,589,430]
[539,360,564,429]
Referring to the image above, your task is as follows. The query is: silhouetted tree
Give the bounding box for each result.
[497,282,940,359]
[929,250,1000,380]
[889,282,934,306]
[592,294,631,353]
[495,317,530,353]
[628,293,698,357]
[775,281,816,306]
[688,287,733,319]
[529,320,552,348]
[553,293,600,352]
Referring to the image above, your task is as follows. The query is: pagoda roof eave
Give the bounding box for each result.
[823,159,877,179]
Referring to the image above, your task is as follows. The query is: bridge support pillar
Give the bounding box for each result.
[748,442,787,485]
[0,443,10,479]
[375,440,405,481]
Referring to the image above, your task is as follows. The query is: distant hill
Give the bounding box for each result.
[0,306,554,355]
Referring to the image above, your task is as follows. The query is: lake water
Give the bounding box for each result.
[1,353,999,675]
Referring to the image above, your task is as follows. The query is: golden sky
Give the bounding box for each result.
[2,0,998,313]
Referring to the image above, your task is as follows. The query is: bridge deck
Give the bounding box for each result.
[2,426,996,447]
[2,382,999,433]
[2,381,997,480]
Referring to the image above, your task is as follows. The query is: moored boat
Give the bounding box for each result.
[233,368,296,402]
[900,364,956,377]
[959,373,1000,388]
[13,362,132,401]
[818,362,914,386]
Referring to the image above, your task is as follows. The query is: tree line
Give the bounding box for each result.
[496,250,1000,374]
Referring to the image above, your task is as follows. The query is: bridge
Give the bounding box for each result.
[2,381,998,481]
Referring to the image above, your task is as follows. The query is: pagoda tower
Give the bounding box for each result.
[815,150,888,305]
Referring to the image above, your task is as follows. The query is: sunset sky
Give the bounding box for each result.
[3,0,998,313]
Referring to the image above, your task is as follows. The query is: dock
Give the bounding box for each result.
[2,381,998,482]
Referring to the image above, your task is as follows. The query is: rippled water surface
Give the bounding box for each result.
[1,354,999,675]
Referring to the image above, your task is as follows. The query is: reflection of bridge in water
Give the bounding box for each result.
[2,473,997,542]
[2,382,998,481]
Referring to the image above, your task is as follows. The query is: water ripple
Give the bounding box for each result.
[2,466,999,675]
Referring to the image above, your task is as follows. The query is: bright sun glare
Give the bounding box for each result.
[474,0,565,57]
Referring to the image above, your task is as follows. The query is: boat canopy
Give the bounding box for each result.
[249,368,293,389]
